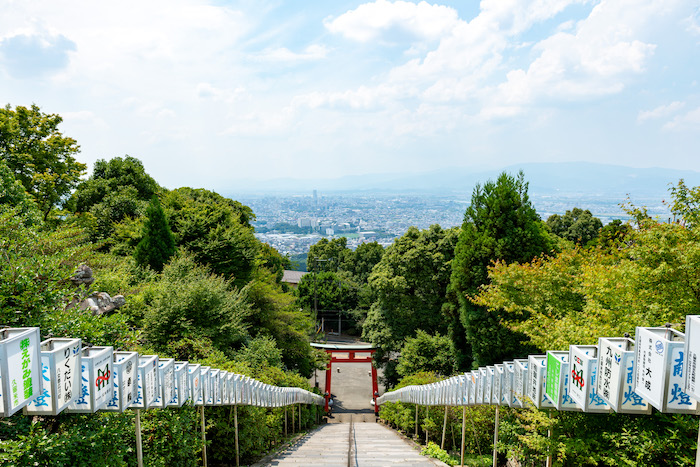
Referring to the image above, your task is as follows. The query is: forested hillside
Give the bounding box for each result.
[0,104,325,465]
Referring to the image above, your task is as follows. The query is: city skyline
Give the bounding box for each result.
[1,1,699,194]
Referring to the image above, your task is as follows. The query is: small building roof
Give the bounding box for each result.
[281,270,308,284]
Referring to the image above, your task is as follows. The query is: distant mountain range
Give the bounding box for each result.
[225,162,700,200]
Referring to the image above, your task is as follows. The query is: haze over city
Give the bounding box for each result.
[2,0,700,193]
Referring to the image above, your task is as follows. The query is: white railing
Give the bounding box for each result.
[376,316,700,467]
[0,326,324,467]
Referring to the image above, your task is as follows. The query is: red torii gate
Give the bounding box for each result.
[311,343,379,415]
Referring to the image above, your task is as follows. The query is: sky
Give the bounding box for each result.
[1,0,699,192]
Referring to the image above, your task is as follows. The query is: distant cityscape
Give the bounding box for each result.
[241,189,670,271]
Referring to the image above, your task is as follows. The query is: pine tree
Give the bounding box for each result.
[134,195,176,271]
[448,171,554,367]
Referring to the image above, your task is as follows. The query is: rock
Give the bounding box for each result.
[78,291,126,316]
[112,295,126,308]
[70,264,94,286]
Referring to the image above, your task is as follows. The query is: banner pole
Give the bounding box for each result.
[546,411,553,467]
[441,406,448,450]
[695,416,700,467]
[135,408,144,467]
[425,405,429,444]
[234,405,240,467]
[492,405,499,467]
[201,406,208,467]
[460,406,466,467]
[415,404,419,438]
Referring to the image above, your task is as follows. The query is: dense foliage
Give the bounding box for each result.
[448,171,554,368]
[0,104,86,221]
[0,105,325,466]
[134,195,176,272]
[362,224,458,384]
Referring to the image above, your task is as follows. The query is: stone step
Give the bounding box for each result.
[262,420,446,466]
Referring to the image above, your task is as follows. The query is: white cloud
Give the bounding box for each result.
[637,101,685,122]
[196,82,246,102]
[685,7,700,35]
[325,0,460,43]
[491,0,667,113]
[252,44,328,62]
[663,106,700,130]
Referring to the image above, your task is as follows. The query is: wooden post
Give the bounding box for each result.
[234,405,240,467]
[425,406,429,444]
[291,403,295,433]
[284,406,288,437]
[546,411,553,467]
[201,406,208,467]
[441,406,448,450]
[695,416,700,467]
[135,409,144,467]
[298,404,302,432]
[492,406,499,467]
[415,404,419,438]
[460,406,466,467]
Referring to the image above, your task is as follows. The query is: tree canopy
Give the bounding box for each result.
[448,171,554,368]
[134,195,176,272]
[162,187,258,286]
[0,104,85,220]
[546,207,603,246]
[362,224,458,382]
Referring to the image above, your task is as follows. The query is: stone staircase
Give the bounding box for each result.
[261,418,446,467]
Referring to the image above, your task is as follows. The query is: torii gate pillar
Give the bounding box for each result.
[311,344,379,415]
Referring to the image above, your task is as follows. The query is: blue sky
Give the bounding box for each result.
[1,0,699,191]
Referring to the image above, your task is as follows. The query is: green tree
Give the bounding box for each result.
[668,178,700,227]
[257,242,292,283]
[142,253,251,356]
[0,159,40,225]
[73,156,160,212]
[347,241,384,283]
[71,156,160,243]
[595,218,631,250]
[307,237,352,273]
[363,224,459,382]
[546,207,603,246]
[296,271,359,314]
[134,195,176,272]
[396,330,455,378]
[0,104,86,220]
[244,270,318,376]
[449,171,554,368]
[162,187,258,286]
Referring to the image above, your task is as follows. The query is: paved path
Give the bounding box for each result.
[263,420,446,466]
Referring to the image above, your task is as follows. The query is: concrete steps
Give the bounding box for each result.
[263,420,445,466]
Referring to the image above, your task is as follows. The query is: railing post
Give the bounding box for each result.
[201,406,208,467]
[460,406,466,467]
[425,405,429,444]
[284,406,288,437]
[546,411,553,467]
[135,408,144,467]
[234,405,240,467]
[695,416,700,467]
[441,406,448,450]
[492,405,499,467]
[415,404,419,438]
